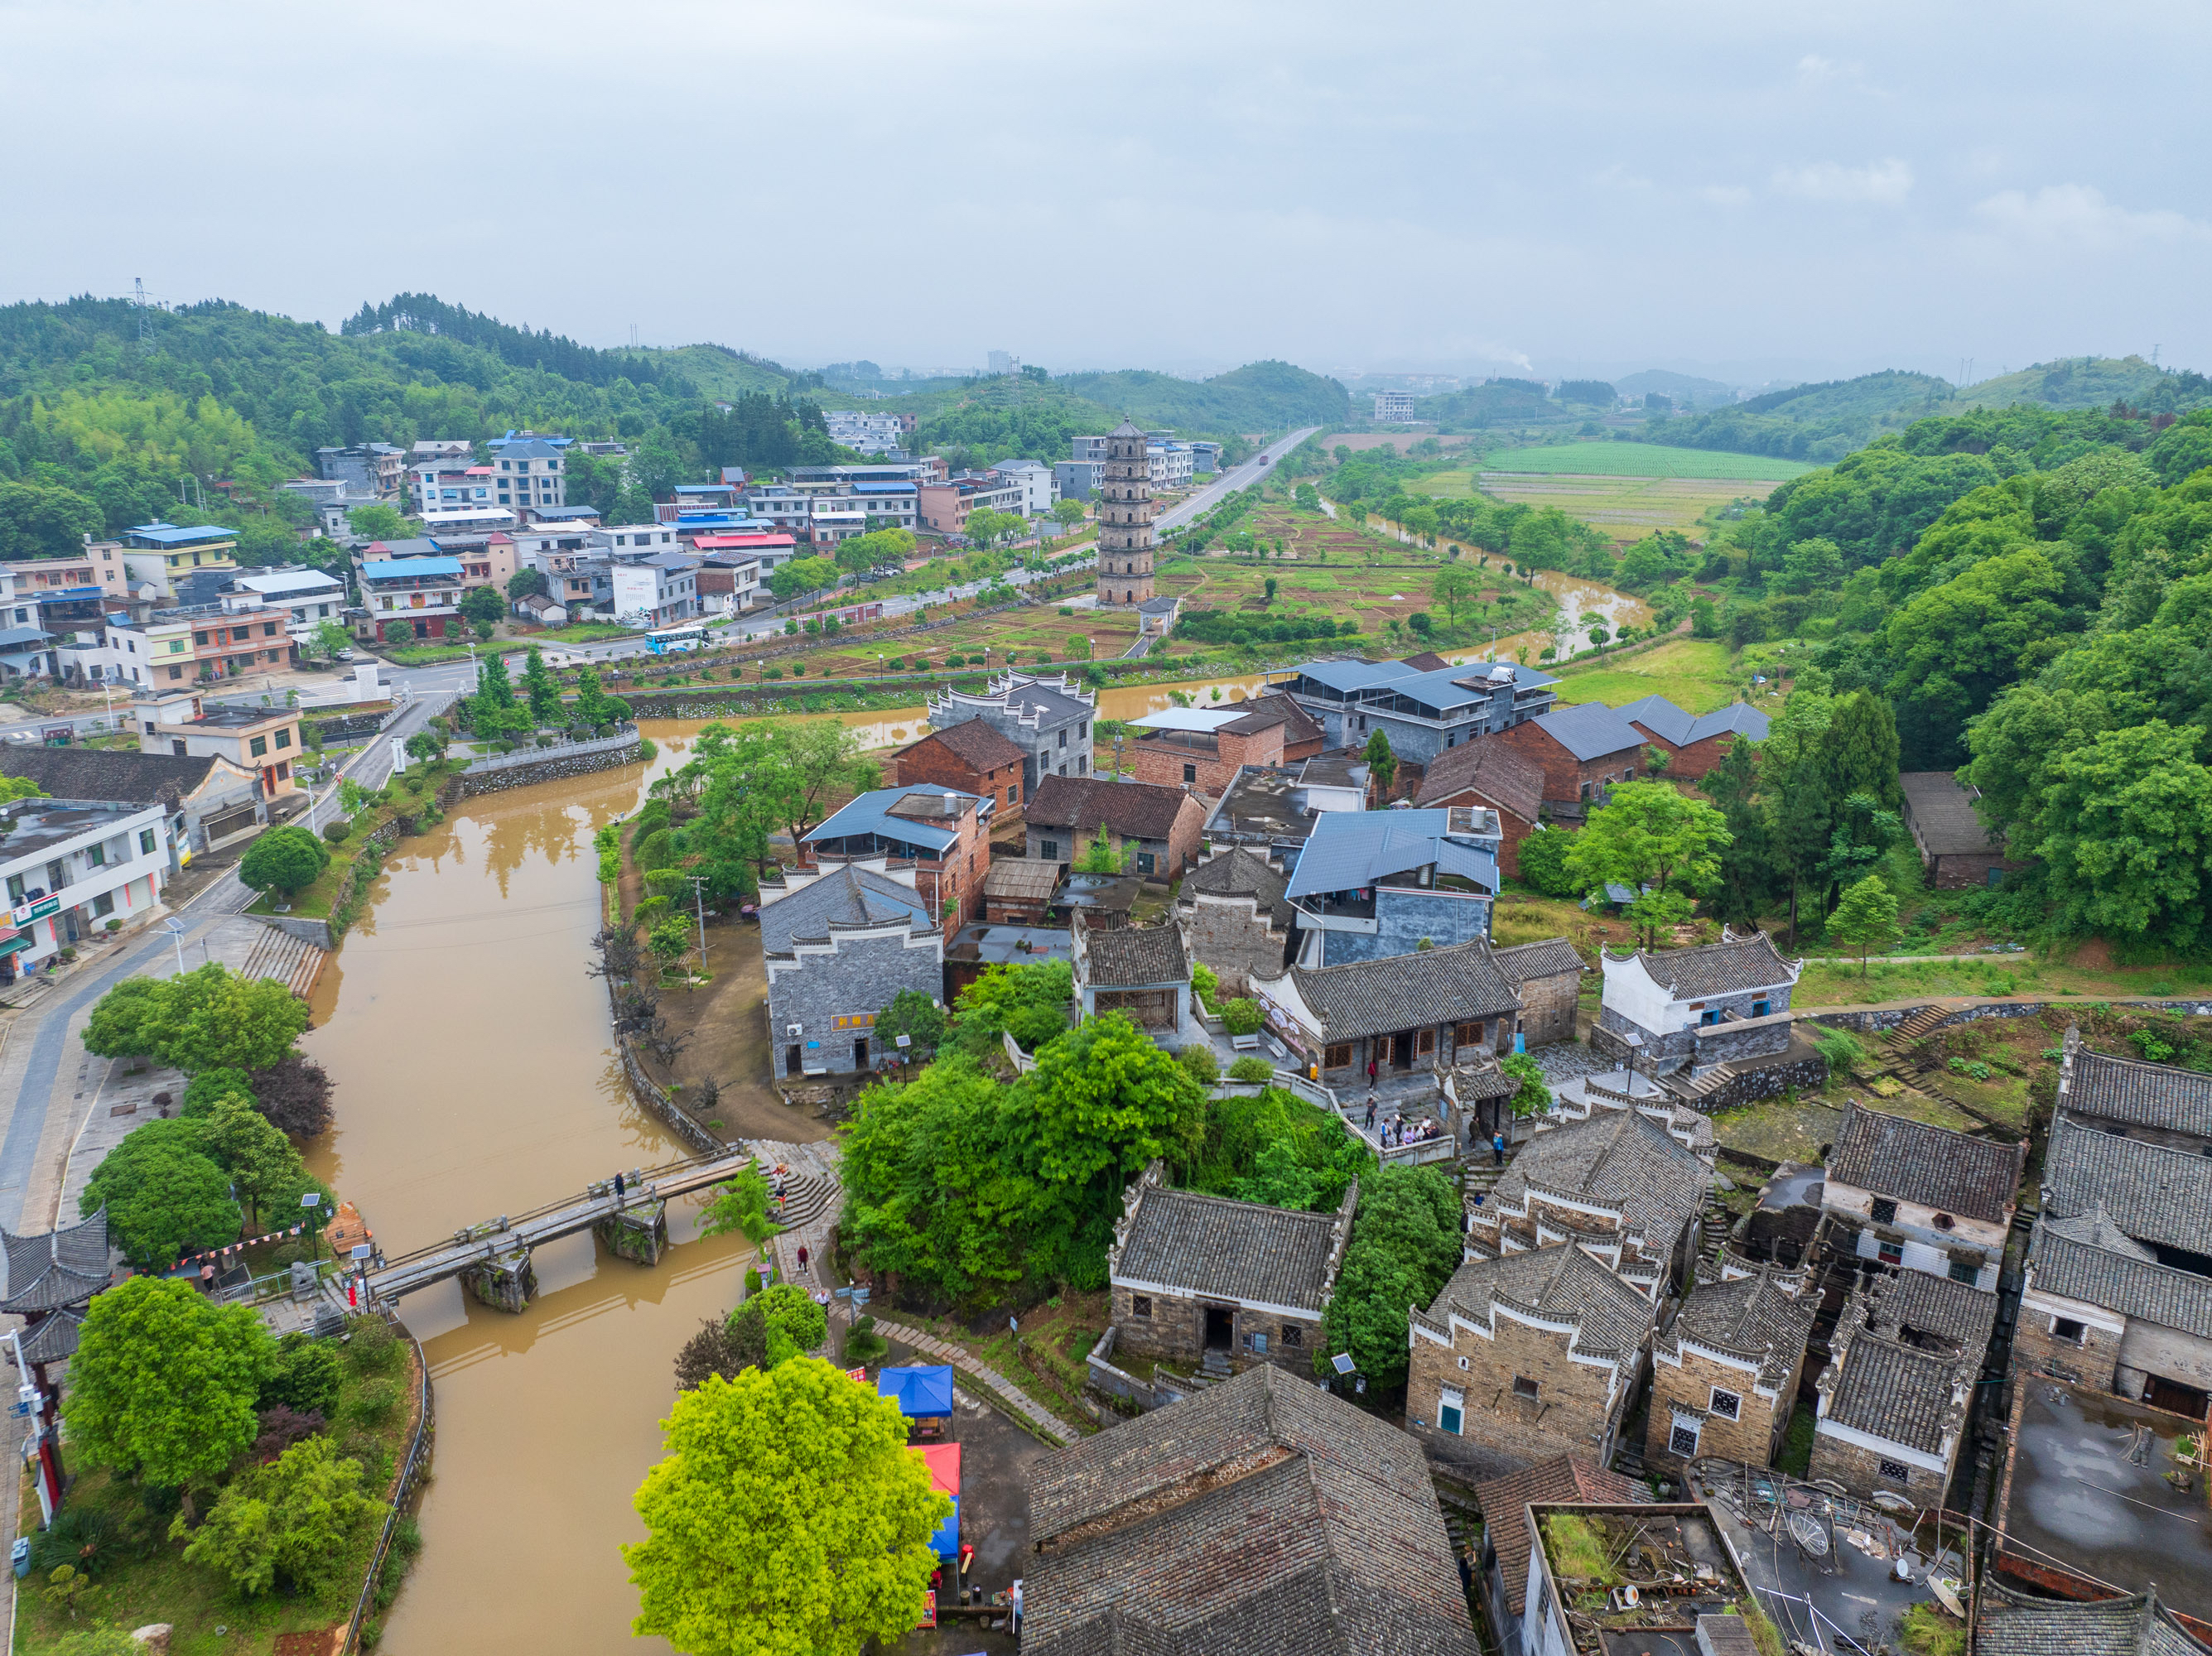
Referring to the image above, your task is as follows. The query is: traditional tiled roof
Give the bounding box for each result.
[1827,1101,2024,1223]
[1471,1456,1640,1616]
[1029,776,1193,842]
[1080,923,1188,989]
[1289,938,1520,1041]
[2028,1216,2212,1341]
[981,858,1063,903]
[7,1306,84,1365]
[1025,1365,1478,1656]
[2064,1042,2212,1140]
[1491,937,1583,984]
[1494,1110,1709,1264]
[0,748,222,808]
[1900,771,2002,857]
[1879,1266,2002,1349]
[758,865,932,955]
[1413,738,1546,822]
[1111,1184,1349,1312]
[1617,932,1800,999]
[908,718,1027,773]
[1822,1270,1996,1456]
[0,1206,110,1313]
[1530,701,1645,762]
[1664,1268,1817,1390]
[1422,1244,1658,1360]
[2043,1115,2212,1254]
[1973,1578,2211,1656]
[1178,846,1290,929]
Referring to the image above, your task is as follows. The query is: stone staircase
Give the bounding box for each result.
[1884,1004,1952,1056]
[241,922,329,1000]
[769,1172,836,1230]
[1200,1346,1233,1383]
[1695,1189,1734,1278]
[1662,1063,1737,1105]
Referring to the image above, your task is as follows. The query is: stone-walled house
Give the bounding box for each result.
[1471,1456,1640,1656]
[1025,775,1205,879]
[924,670,1094,802]
[1106,1160,1357,1377]
[1615,694,1770,781]
[1545,1067,1716,1161]
[1492,937,1583,1047]
[1407,1243,1658,1475]
[1174,845,1293,997]
[1414,739,1548,880]
[1822,1102,2023,1291]
[1250,937,1521,1092]
[759,862,943,1081]
[1645,1265,1816,1471]
[1023,1364,1481,1656]
[1808,1268,1997,1504]
[1467,1110,1712,1299]
[2055,1024,2212,1152]
[1071,914,1195,1041]
[1594,930,1801,1071]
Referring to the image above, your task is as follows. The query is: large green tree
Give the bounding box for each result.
[64,1278,276,1495]
[2036,720,2212,951]
[181,1434,381,1596]
[0,482,104,557]
[624,1360,948,1656]
[1316,1165,1462,1389]
[1564,781,1732,948]
[80,1128,243,1269]
[238,825,330,902]
[1882,546,2070,768]
[1020,1012,1209,1190]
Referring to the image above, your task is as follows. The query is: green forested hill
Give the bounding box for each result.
[1053,360,1350,433]
[614,343,805,402]
[1952,354,2201,412]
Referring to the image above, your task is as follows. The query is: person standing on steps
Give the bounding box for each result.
[1492,1129,1506,1167]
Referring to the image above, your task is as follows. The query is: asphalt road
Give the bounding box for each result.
[1154,426,1320,534]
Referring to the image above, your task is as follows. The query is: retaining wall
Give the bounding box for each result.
[1805,998,2212,1035]
[455,737,643,797]
[259,912,338,952]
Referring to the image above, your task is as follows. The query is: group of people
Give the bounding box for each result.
[1358,1091,1441,1148]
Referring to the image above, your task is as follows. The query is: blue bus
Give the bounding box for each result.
[645,627,708,655]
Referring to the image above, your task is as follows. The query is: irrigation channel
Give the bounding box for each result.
[287,634,1649,1646]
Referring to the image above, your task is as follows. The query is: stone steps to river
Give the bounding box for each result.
[241,922,328,1000]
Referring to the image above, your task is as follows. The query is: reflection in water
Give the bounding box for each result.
[302,766,769,1652]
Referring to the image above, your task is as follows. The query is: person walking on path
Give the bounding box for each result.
[614,1171,626,1203]
[1492,1130,1506,1167]
[797,1244,809,1274]
[1011,1579,1023,1638]
[1364,1094,1376,1131]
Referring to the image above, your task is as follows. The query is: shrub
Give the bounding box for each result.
[946,654,966,668]
[182,1066,255,1118]
[1228,1056,1274,1082]
[1516,826,1581,898]
[322,820,352,844]
[104,918,121,933]
[348,1378,400,1428]
[1190,960,1218,1009]
[1220,999,1264,1036]
[250,1054,335,1139]
[1177,1044,1220,1086]
[744,1266,764,1297]
[30,1505,113,1579]
[1810,1027,1863,1076]
[346,1315,401,1374]
[252,1403,328,1462]
[842,1314,889,1366]
[262,1335,345,1417]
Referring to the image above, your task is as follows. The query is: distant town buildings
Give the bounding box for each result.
[1372,390,1417,421]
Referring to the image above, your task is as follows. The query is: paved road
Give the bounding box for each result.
[1154,426,1322,535]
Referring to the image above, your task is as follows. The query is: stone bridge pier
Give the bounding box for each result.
[594,1199,668,1265]
[460,1243,537,1314]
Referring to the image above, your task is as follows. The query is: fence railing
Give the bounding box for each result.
[342,1312,435,1655]
[460,725,639,777]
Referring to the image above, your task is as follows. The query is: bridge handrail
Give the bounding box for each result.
[364,1149,760,1277]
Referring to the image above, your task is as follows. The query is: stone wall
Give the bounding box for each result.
[455,738,642,797]
[2012,1301,2123,1389]
[766,929,941,1079]
[1646,1346,1790,1471]
[1699,1056,1829,1109]
[1180,892,1291,999]
[1407,1317,1629,1468]
[1515,969,1581,1048]
[1108,1283,1318,1376]
[1693,1015,1794,1066]
[1806,1429,1950,1508]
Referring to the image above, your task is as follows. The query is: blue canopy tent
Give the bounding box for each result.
[879,1365,956,1439]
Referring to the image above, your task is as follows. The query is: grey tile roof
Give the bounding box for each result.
[1424,1243,1658,1360]
[758,865,932,955]
[1827,1102,2025,1224]
[1496,1110,1710,1264]
[1026,1365,1477,1656]
[1178,846,1291,929]
[0,747,221,808]
[1082,923,1188,989]
[2065,1044,2212,1140]
[1112,1185,1348,1312]
[1471,1456,1641,1616]
[1291,938,1520,1041]
[1,1206,109,1313]
[1900,771,2002,857]
[913,718,1028,773]
[982,858,1063,902]
[2029,1216,2212,1341]
[1823,1270,1996,1455]
[2044,1115,2212,1254]
[1973,1579,2210,1656]
[1491,937,1584,984]
[1531,701,1645,762]
[8,1305,84,1365]
[1413,737,1546,821]
[1621,932,1800,999]
[1687,703,1771,743]
[1665,1268,1817,1389]
[1877,1266,2001,1350]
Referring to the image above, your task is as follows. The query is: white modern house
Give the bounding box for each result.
[610,553,701,628]
[230,568,348,644]
[0,796,170,974]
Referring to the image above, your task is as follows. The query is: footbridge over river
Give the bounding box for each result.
[360,1145,837,1313]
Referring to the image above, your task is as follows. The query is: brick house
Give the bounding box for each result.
[1489,702,1647,818]
[1022,1365,1480,1656]
[1106,1159,1357,1376]
[759,862,944,1081]
[1406,1244,1657,1475]
[925,671,1095,801]
[1615,694,1770,781]
[1492,937,1583,1047]
[1594,930,1801,1070]
[1645,1265,1816,1471]
[1024,775,1205,879]
[1250,937,1521,1092]
[1821,1101,2023,1292]
[884,720,1028,821]
[1174,846,1293,997]
[1470,1456,1639,1656]
[798,786,987,939]
[1900,771,2031,890]
[1809,1268,1996,1504]
[2022,1112,2212,1414]
[1414,738,1548,879]
[1465,1109,1711,1299]
[1126,696,1324,794]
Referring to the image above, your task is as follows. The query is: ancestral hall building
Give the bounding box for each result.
[1096,418,1155,608]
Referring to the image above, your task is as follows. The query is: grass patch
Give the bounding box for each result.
[1474,442,1816,481]
[1776,1403,1816,1476]
[1540,1513,1621,1584]
[1792,954,2205,1008]
[531,622,640,645]
[1901,1604,1966,1656]
[379,643,475,667]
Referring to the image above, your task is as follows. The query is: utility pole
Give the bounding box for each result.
[134,277,151,354]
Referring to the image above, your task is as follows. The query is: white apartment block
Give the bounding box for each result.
[1373,391,1417,421]
[824,411,908,455]
[989,459,1057,517]
[0,797,170,966]
[411,460,497,513]
[490,440,567,518]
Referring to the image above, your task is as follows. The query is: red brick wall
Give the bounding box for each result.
[889,737,1024,819]
[1424,783,1535,879]
[1493,723,1641,806]
[1627,724,1738,782]
[1127,723,1283,797]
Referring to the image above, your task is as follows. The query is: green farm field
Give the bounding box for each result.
[1414,469,1781,540]
[1548,638,1743,715]
[1475,441,1818,480]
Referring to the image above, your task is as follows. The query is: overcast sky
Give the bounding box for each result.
[6,0,2207,387]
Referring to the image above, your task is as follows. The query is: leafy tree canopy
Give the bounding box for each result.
[64,1278,275,1487]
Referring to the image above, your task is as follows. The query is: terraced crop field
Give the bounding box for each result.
[1413,469,1782,540]
[1475,442,1817,480]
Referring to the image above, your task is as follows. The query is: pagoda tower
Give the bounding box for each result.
[1095,417,1155,607]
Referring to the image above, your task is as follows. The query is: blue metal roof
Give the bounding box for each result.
[1533,700,1646,761]
[361,556,464,579]
[126,523,238,546]
[802,787,976,854]
[1285,809,1498,898]
[672,484,732,494]
[0,627,54,649]
[852,482,917,494]
[1614,694,1696,746]
[1292,658,1420,693]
